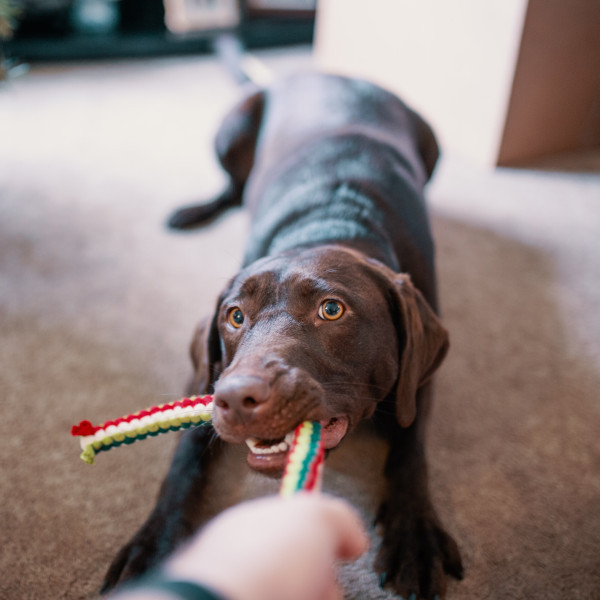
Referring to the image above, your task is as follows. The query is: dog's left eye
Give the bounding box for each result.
[318,300,344,321]
[228,307,245,328]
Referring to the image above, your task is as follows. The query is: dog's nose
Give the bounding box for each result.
[214,375,270,423]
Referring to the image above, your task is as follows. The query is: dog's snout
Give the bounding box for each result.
[214,375,270,422]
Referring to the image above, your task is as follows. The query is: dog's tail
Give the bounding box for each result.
[212,33,273,87]
[166,35,271,231]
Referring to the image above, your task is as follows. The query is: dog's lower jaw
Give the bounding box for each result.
[246,446,290,476]
[234,415,350,476]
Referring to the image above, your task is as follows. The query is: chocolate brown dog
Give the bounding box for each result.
[102,73,463,599]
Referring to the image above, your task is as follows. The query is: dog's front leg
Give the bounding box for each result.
[375,388,463,599]
[100,425,222,594]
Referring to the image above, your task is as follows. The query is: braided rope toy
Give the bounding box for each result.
[70,395,215,465]
[279,421,324,497]
[71,395,325,495]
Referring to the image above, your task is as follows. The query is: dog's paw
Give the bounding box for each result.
[167,204,212,230]
[375,508,463,599]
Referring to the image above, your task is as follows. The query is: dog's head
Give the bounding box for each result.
[189,245,448,474]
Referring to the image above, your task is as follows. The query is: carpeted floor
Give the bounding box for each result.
[1,47,599,600]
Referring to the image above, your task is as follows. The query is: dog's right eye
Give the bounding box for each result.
[318,300,345,321]
[227,307,244,328]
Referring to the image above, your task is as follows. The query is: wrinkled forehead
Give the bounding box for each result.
[227,247,385,304]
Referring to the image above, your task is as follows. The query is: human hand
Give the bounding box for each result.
[164,494,369,600]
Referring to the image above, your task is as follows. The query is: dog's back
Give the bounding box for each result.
[241,73,440,306]
[250,73,437,189]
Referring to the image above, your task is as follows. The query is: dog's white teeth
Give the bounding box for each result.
[245,438,258,451]
[245,436,291,455]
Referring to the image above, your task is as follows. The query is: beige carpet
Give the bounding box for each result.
[1,47,599,600]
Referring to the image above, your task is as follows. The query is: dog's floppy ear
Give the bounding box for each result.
[390,274,449,427]
[188,308,223,395]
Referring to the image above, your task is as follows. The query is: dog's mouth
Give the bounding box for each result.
[244,416,349,475]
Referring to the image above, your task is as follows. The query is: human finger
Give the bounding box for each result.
[305,494,369,561]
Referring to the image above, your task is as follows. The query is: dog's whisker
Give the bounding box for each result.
[208,429,220,446]
[320,381,391,394]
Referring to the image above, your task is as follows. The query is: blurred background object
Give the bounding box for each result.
[0,0,21,79]
[315,0,600,170]
[1,0,316,62]
[0,0,21,38]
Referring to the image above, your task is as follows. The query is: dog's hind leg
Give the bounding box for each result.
[167,88,265,229]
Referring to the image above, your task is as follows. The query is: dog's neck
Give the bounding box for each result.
[243,182,400,270]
